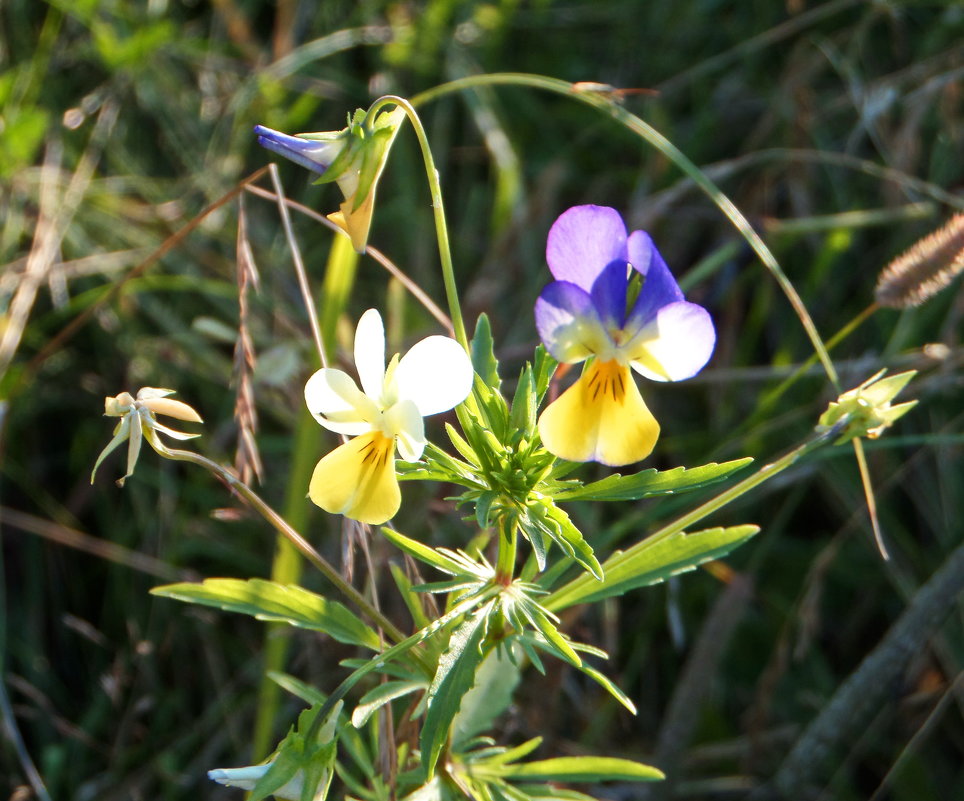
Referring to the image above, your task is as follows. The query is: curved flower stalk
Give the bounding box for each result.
[255,105,406,253]
[306,309,473,524]
[535,205,715,466]
[91,388,203,485]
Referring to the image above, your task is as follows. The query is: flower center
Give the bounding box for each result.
[585,359,628,403]
[358,430,396,467]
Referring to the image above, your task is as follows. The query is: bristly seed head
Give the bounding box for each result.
[875,212,964,308]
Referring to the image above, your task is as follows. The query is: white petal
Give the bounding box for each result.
[354,309,386,401]
[136,387,176,400]
[208,765,269,791]
[394,336,473,417]
[627,301,716,383]
[305,368,379,434]
[385,400,426,461]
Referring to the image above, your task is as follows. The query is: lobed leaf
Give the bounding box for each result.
[549,458,753,502]
[545,525,760,611]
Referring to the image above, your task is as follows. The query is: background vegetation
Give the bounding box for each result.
[1,1,962,800]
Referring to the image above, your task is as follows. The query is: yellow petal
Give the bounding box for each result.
[328,189,376,254]
[537,360,659,466]
[307,431,400,524]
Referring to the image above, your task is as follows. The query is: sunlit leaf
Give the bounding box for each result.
[152,578,382,650]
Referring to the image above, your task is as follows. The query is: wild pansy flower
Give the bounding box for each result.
[305,309,473,525]
[535,205,715,466]
[91,388,203,485]
[255,106,405,253]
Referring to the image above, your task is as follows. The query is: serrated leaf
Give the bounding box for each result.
[545,525,760,611]
[532,346,556,405]
[471,313,501,391]
[421,605,493,778]
[494,756,663,782]
[473,377,510,443]
[550,458,753,502]
[475,490,498,529]
[509,365,537,436]
[522,605,581,667]
[352,680,426,727]
[151,578,382,649]
[543,504,602,580]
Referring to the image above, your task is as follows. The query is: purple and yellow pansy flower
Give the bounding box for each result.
[535,205,715,466]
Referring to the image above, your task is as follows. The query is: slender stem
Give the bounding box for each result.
[368,95,468,350]
[160,447,406,643]
[758,302,879,417]
[544,422,846,612]
[495,516,517,583]
[268,163,327,367]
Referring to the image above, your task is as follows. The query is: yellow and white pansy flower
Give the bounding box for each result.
[91,387,203,485]
[305,309,473,524]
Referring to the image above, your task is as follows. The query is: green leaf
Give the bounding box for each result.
[352,680,426,727]
[452,646,521,746]
[521,605,581,667]
[494,756,663,782]
[509,365,537,437]
[545,525,760,611]
[151,578,382,650]
[268,671,327,705]
[421,605,492,778]
[390,563,432,630]
[543,504,603,580]
[550,458,753,502]
[573,663,636,715]
[532,346,557,405]
[471,313,501,391]
[382,528,490,581]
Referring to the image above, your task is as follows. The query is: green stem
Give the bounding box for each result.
[369,95,468,350]
[495,516,517,583]
[544,422,846,613]
[160,447,406,644]
[412,74,839,391]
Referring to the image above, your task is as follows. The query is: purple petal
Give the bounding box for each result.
[254,125,331,175]
[535,281,608,363]
[546,205,628,291]
[590,259,631,330]
[625,229,685,329]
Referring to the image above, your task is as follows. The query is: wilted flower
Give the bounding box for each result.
[305,309,473,524]
[208,763,316,801]
[818,370,918,442]
[255,105,406,253]
[534,205,715,466]
[210,702,342,801]
[91,388,203,485]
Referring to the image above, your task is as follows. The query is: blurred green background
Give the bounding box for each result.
[1,1,962,799]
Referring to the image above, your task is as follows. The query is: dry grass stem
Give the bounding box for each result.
[232,194,264,484]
